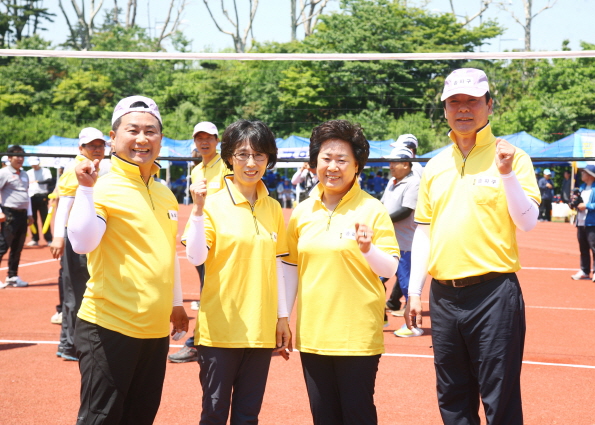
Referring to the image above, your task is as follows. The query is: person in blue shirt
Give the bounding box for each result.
[538,169,554,221]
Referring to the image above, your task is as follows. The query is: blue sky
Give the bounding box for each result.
[43,0,594,53]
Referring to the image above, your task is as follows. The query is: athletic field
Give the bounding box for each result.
[1,204,594,424]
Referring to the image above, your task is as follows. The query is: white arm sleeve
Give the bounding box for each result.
[173,253,183,306]
[67,186,106,254]
[185,215,208,266]
[53,196,74,238]
[27,199,32,216]
[361,244,399,278]
[277,257,288,318]
[282,262,298,317]
[408,224,431,297]
[501,170,539,232]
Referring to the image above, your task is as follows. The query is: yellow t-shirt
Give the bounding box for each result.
[195,176,288,348]
[57,155,87,197]
[190,153,230,195]
[77,155,179,339]
[285,181,399,356]
[414,124,541,280]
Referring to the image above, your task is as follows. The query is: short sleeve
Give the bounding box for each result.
[274,203,289,257]
[284,210,299,265]
[203,209,216,251]
[93,183,109,222]
[414,169,432,224]
[401,179,420,210]
[513,151,541,205]
[371,205,400,259]
[58,169,78,197]
[180,218,191,245]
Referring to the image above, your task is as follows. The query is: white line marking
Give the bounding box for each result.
[0,258,56,271]
[1,340,594,369]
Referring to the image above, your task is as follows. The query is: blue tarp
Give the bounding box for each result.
[533,128,595,167]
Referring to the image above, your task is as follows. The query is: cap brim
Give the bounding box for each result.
[585,169,595,178]
[441,87,489,101]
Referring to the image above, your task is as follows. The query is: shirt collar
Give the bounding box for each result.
[201,153,222,170]
[391,170,414,186]
[110,154,161,179]
[7,165,20,174]
[309,177,361,205]
[448,121,495,148]
[223,174,269,205]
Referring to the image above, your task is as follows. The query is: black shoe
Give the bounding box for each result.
[168,346,198,363]
[61,348,79,361]
[56,345,64,358]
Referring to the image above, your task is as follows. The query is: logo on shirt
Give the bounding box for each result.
[168,210,178,221]
[473,176,500,188]
[271,232,277,242]
[208,182,221,189]
[341,229,357,240]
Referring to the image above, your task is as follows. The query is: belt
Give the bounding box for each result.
[3,206,27,213]
[435,272,504,288]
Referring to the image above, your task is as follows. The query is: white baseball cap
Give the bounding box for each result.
[1,155,9,165]
[193,122,218,137]
[390,134,418,149]
[385,147,414,159]
[441,68,490,101]
[29,157,40,166]
[112,95,162,125]
[79,127,105,147]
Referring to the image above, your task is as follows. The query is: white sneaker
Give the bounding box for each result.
[571,270,590,280]
[26,240,39,247]
[6,276,28,287]
[190,301,200,311]
[50,312,62,324]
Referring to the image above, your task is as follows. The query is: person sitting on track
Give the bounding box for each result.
[406,68,541,425]
[283,119,399,425]
[184,119,291,424]
[66,96,189,425]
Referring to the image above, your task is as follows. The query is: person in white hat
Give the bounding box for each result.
[538,168,554,221]
[66,95,188,424]
[407,68,541,424]
[380,147,422,337]
[390,133,423,178]
[50,127,106,362]
[26,157,54,247]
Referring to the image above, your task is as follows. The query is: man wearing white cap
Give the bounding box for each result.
[407,68,541,424]
[51,127,106,361]
[26,157,54,246]
[390,133,423,178]
[538,168,554,221]
[67,96,188,424]
[168,121,230,363]
[381,147,421,337]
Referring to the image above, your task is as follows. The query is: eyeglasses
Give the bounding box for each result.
[233,152,267,163]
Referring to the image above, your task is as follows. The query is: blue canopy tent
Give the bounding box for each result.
[533,128,595,168]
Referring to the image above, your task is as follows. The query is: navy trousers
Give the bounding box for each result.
[430,273,525,425]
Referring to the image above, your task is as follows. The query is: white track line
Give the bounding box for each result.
[0,258,56,271]
[1,339,594,369]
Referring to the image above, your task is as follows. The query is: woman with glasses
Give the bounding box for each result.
[184,120,291,425]
[283,120,399,425]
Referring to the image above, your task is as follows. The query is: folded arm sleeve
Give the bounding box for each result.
[361,244,399,278]
[185,215,208,266]
[283,262,298,317]
[173,253,183,307]
[53,196,74,238]
[67,186,106,254]
[501,171,539,232]
[277,257,288,318]
[408,224,431,297]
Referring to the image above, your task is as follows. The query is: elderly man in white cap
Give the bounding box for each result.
[26,157,54,246]
[390,133,423,178]
[407,68,541,425]
[66,96,188,425]
[381,146,422,337]
[51,127,107,361]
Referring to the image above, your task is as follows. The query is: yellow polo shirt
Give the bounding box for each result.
[285,181,399,356]
[195,176,288,348]
[77,155,179,339]
[57,155,87,197]
[190,153,230,195]
[415,124,541,280]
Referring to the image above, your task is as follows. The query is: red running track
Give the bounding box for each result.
[1,204,594,424]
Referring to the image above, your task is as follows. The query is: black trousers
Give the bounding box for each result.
[300,352,381,425]
[197,345,273,425]
[577,226,595,275]
[30,193,52,242]
[59,230,90,353]
[75,318,170,425]
[430,273,525,425]
[0,207,28,278]
[539,199,552,221]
